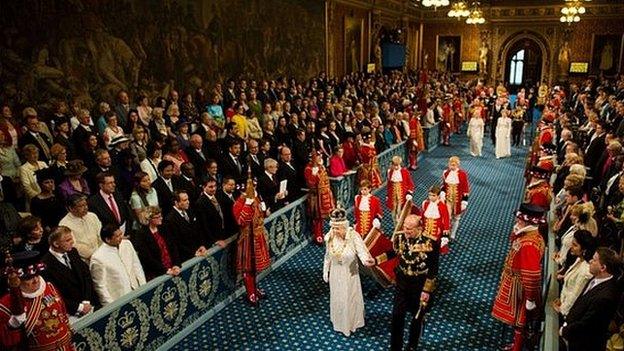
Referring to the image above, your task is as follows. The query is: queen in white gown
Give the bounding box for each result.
[467,111,484,157]
[495,111,512,158]
[323,206,374,336]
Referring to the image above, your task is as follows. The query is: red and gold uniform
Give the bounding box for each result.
[407,115,425,169]
[525,180,552,210]
[304,158,335,244]
[536,156,555,173]
[441,102,453,145]
[386,166,414,218]
[421,199,450,254]
[0,278,74,351]
[354,194,383,237]
[233,191,271,305]
[492,204,545,351]
[441,168,470,217]
[357,142,382,189]
[452,97,464,131]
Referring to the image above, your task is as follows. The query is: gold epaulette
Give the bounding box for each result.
[423,278,436,293]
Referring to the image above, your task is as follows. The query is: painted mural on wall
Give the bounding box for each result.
[590,34,623,77]
[344,16,364,74]
[0,0,325,109]
[436,35,461,73]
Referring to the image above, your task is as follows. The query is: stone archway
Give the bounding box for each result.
[497,30,551,87]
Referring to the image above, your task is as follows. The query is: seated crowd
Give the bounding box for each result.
[0,70,472,316]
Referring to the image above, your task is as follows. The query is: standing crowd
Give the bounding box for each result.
[491,75,624,351]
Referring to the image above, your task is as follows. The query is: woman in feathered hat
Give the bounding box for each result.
[323,205,375,337]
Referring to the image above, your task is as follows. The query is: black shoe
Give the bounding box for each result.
[256,288,267,299]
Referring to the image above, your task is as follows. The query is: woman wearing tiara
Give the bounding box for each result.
[323,205,375,336]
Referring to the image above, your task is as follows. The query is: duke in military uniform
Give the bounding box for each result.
[374,214,440,351]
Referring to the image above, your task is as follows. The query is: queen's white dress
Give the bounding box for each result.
[495,116,512,158]
[323,227,372,336]
[467,116,484,157]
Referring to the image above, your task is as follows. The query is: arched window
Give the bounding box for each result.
[509,49,525,85]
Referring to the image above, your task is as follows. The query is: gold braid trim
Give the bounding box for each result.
[423,278,436,293]
[375,253,389,264]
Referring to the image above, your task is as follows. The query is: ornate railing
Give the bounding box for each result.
[73,141,411,351]
[423,122,441,151]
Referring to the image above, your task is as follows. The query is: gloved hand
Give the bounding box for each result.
[461,200,468,212]
[312,166,319,176]
[441,237,449,248]
[244,198,254,206]
[439,191,446,202]
[8,313,26,328]
[260,202,267,212]
[525,300,536,311]
[373,218,381,229]
[323,270,329,283]
[405,194,413,202]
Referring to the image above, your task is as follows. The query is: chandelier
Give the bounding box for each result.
[466,3,486,25]
[560,0,591,24]
[422,0,450,9]
[448,1,470,19]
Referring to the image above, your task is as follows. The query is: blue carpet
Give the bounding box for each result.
[172,132,528,351]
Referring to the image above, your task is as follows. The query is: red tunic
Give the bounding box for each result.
[304,164,335,219]
[386,168,414,211]
[357,143,382,188]
[233,196,271,273]
[408,116,425,153]
[525,181,552,210]
[0,281,74,351]
[539,127,554,145]
[421,200,450,240]
[492,228,545,327]
[536,157,555,172]
[354,194,383,237]
[441,169,470,215]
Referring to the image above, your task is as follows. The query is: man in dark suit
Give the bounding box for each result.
[86,149,119,194]
[19,114,52,163]
[561,247,621,351]
[245,139,265,177]
[195,178,229,245]
[257,158,287,211]
[163,190,208,261]
[584,121,607,177]
[113,90,136,129]
[489,98,505,145]
[152,160,183,217]
[220,140,247,186]
[277,146,302,202]
[185,134,210,181]
[88,172,133,235]
[216,176,239,238]
[41,226,100,319]
[179,162,200,204]
[72,109,99,156]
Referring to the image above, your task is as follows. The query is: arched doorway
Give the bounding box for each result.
[504,38,542,93]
